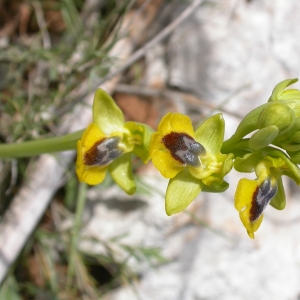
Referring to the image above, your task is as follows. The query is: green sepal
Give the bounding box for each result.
[220,152,234,177]
[202,180,229,193]
[195,113,224,154]
[93,88,124,135]
[108,153,136,195]
[264,149,300,184]
[234,152,262,173]
[268,78,298,102]
[270,177,286,210]
[249,126,279,150]
[124,121,154,163]
[165,168,203,216]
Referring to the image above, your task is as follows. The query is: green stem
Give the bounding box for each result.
[66,182,87,288]
[0,130,84,158]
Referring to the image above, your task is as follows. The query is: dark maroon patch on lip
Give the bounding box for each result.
[84,138,106,165]
[162,132,189,163]
[249,186,260,222]
[162,132,205,166]
[84,136,122,166]
[249,178,277,222]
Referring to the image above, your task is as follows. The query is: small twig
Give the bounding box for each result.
[115,83,243,119]
[32,1,51,49]
[5,160,17,195]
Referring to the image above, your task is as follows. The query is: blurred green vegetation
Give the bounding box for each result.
[0,1,166,299]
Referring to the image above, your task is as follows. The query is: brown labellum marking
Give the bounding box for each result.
[84,136,123,166]
[249,178,277,222]
[162,132,205,167]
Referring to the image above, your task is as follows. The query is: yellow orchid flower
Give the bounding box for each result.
[76,89,153,195]
[150,112,233,215]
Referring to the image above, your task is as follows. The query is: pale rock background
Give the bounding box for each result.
[82,0,300,299]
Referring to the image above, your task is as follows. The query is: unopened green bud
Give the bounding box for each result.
[257,102,294,134]
[268,78,298,102]
[290,131,300,143]
[287,151,300,164]
[280,89,300,101]
[249,125,279,150]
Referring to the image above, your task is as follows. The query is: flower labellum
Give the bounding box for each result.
[84,136,123,166]
[249,177,277,222]
[162,132,205,167]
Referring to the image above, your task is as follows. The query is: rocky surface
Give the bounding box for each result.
[82,0,300,299]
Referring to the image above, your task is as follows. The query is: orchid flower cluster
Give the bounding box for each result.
[75,79,300,239]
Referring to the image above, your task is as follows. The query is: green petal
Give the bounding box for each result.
[93,89,124,134]
[124,121,154,163]
[108,153,136,195]
[202,181,229,193]
[221,153,234,176]
[268,78,298,102]
[264,149,300,184]
[249,126,279,150]
[269,177,286,210]
[234,152,262,173]
[195,113,224,154]
[165,169,203,215]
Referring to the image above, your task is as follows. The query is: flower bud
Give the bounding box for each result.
[257,103,294,134]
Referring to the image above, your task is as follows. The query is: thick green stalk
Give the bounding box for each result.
[0,130,84,158]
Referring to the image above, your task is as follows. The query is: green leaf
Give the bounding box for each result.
[165,169,202,216]
[270,177,286,210]
[108,153,136,195]
[195,113,224,154]
[93,88,124,134]
[249,126,279,150]
[124,121,154,163]
[268,78,298,102]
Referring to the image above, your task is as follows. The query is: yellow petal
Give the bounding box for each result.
[234,178,263,239]
[158,112,195,137]
[150,135,185,178]
[149,113,195,178]
[81,123,106,151]
[76,123,108,185]
[78,165,107,185]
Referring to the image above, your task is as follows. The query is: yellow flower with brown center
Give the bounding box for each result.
[76,89,153,195]
[234,149,300,238]
[150,112,233,215]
